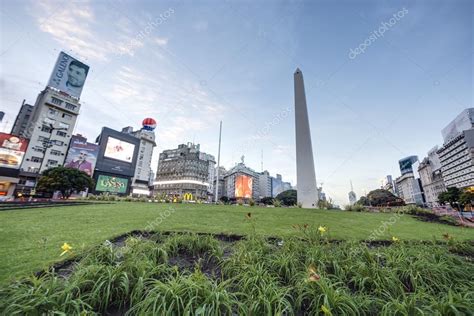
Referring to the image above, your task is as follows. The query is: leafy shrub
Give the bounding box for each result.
[273,199,282,207]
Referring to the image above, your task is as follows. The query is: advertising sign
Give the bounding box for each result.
[47,51,89,99]
[104,137,135,163]
[95,175,128,194]
[0,133,28,169]
[235,174,253,198]
[64,135,99,176]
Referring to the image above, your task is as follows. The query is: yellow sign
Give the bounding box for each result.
[183,193,193,201]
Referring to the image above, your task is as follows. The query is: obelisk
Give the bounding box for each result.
[294,68,319,208]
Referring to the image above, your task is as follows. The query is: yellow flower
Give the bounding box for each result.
[318,226,327,234]
[392,236,399,242]
[321,304,332,315]
[60,243,72,256]
[307,264,321,282]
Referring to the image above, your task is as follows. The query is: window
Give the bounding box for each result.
[56,130,67,137]
[47,159,58,166]
[62,113,72,120]
[53,140,64,146]
[44,117,55,125]
[59,122,69,129]
[33,147,45,153]
[65,103,76,111]
[41,125,52,133]
[50,150,61,156]
[48,108,58,116]
[31,156,43,163]
[51,97,63,105]
[38,136,48,142]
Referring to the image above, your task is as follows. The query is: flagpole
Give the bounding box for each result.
[215,121,222,203]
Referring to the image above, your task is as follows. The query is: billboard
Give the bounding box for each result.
[47,51,89,99]
[442,109,474,143]
[95,127,139,177]
[95,174,128,194]
[104,137,135,163]
[64,135,99,176]
[235,174,253,198]
[0,133,28,169]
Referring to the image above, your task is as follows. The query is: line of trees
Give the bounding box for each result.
[438,187,474,211]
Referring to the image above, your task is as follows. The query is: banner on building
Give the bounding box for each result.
[95,175,128,194]
[235,174,253,198]
[64,136,99,176]
[0,133,28,169]
[47,51,89,99]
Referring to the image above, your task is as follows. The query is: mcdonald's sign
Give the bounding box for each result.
[183,193,193,201]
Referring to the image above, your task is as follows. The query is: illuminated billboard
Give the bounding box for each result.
[64,135,99,176]
[104,137,135,163]
[235,174,253,198]
[0,133,28,169]
[47,51,89,99]
[95,175,128,194]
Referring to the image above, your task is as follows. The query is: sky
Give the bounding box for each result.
[0,0,472,205]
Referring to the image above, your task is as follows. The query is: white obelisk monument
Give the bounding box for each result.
[294,68,319,208]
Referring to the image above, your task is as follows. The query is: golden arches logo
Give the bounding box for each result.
[183,193,193,201]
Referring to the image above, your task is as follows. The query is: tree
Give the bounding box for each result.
[357,196,370,206]
[37,167,94,199]
[219,196,229,204]
[260,197,274,205]
[438,187,461,211]
[363,189,405,206]
[276,190,297,206]
[459,190,474,209]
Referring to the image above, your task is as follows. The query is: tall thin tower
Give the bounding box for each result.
[294,68,319,208]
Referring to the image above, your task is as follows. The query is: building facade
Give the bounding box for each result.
[153,143,212,200]
[258,170,272,198]
[121,126,156,195]
[11,100,34,138]
[223,162,260,200]
[14,88,81,195]
[418,147,446,207]
[271,174,292,197]
[395,172,424,205]
[437,129,474,189]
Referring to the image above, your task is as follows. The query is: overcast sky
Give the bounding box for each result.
[0,0,472,205]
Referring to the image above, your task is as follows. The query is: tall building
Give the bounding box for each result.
[418,146,446,207]
[382,175,396,194]
[294,68,319,208]
[213,166,226,200]
[15,88,81,194]
[258,170,272,198]
[438,128,474,189]
[200,152,216,196]
[12,51,89,196]
[153,143,213,200]
[10,100,34,138]
[436,109,474,190]
[121,119,157,195]
[399,155,419,175]
[223,160,260,200]
[395,172,424,205]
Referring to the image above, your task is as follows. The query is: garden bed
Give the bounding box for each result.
[1,229,474,315]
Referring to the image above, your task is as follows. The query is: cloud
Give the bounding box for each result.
[29,0,165,61]
[153,37,168,46]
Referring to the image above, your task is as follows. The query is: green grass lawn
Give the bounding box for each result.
[0,202,473,284]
